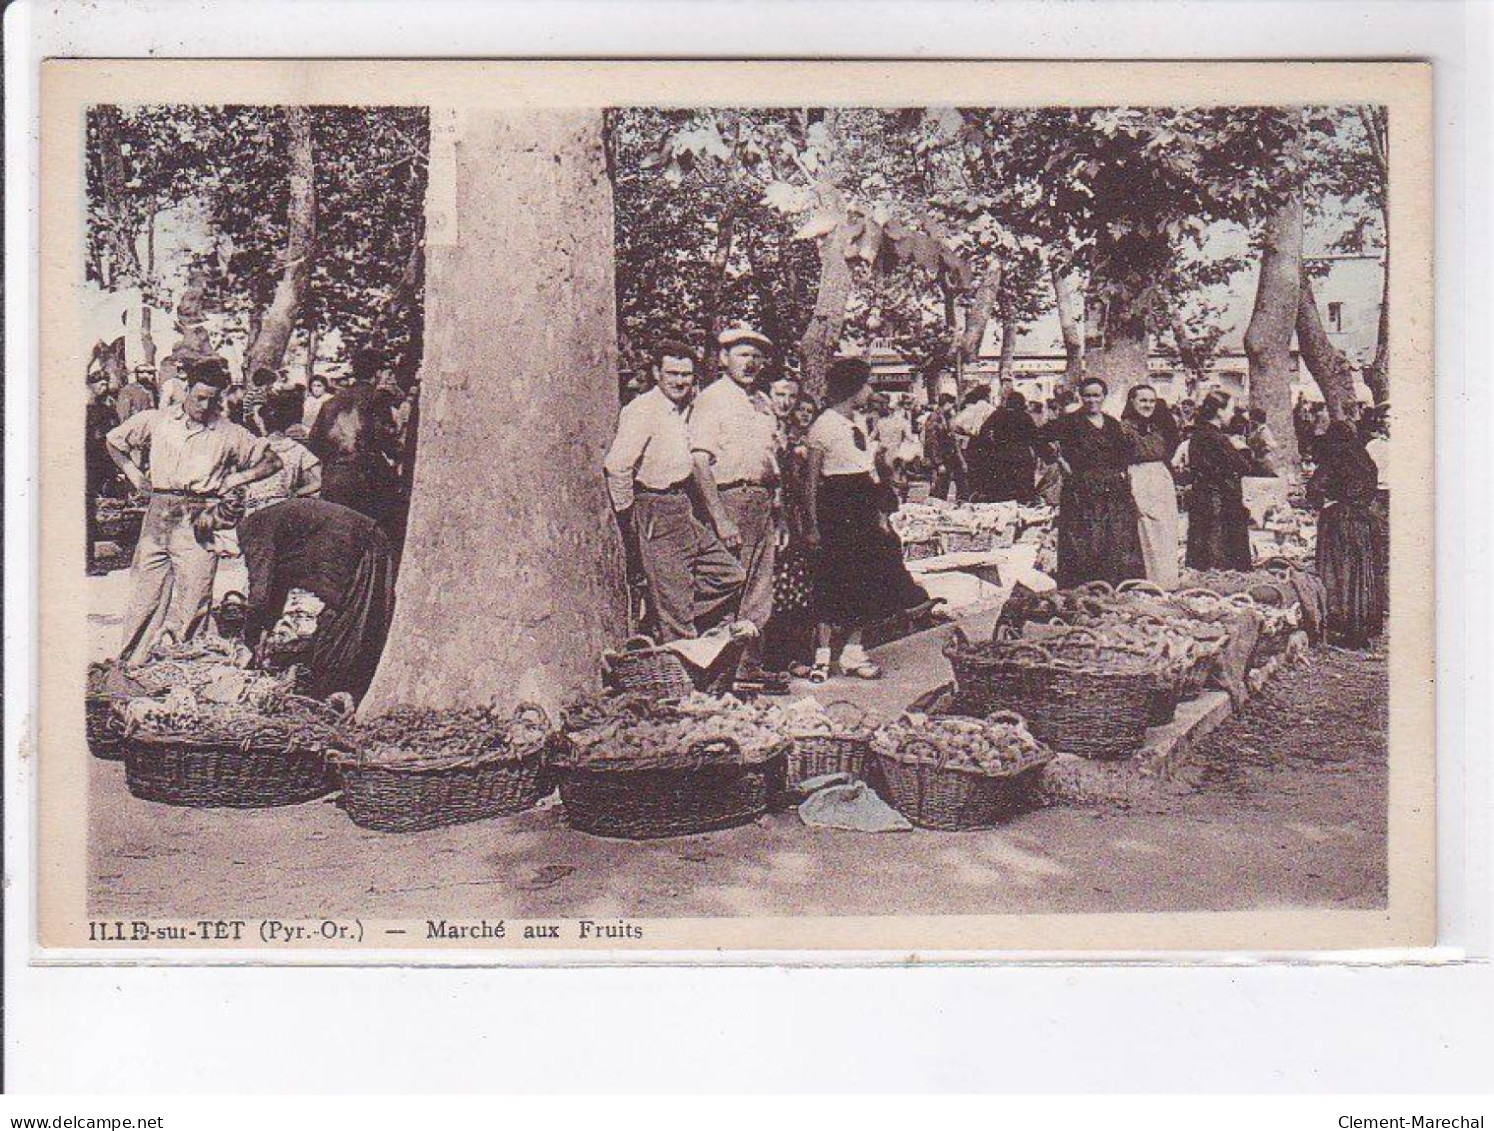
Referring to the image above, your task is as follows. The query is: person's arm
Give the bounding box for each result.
[690,453,740,550]
[295,452,323,498]
[222,441,283,494]
[104,411,154,492]
[602,407,647,514]
[803,447,825,550]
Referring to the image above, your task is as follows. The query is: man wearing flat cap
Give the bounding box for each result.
[689,325,784,688]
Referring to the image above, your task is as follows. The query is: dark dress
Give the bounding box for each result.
[970,406,1039,503]
[814,474,930,627]
[1308,431,1386,645]
[306,385,405,552]
[763,434,818,670]
[1185,421,1256,572]
[239,498,397,702]
[1039,412,1144,589]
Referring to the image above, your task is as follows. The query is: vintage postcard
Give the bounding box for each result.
[36,60,1434,958]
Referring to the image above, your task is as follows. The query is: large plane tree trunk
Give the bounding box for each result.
[360,108,626,717]
[798,190,854,401]
[1050,256,1085,386]
[1297,266,1359,421]
[243,106,316,378]
[1244,192,1304,477]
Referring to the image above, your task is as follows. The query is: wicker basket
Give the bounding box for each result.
[332,703,554,833]
[942,629,1154,760]
[873,726,1053,832]
[558,737,788,840]
[86,694,126,760]
[1043,626,1180,728]
[602,634,740,699]
[902,534,946,561]
[784,700,875,788]
[123,735,336,808]
[942,530,992,554]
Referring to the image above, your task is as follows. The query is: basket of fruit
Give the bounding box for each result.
[554,708,788,840]
[941,628,1155,760]
[870,711,1054,831]
[1041,625,1185,728]
[86,662,134,760]
[330,703,555,833]
[119,689,345,808]
[762,698,875,788]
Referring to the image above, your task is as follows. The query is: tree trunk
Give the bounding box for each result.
[997,317,1017,381]
[1244,193,1304,477]
[139,206,158,368]
[1366,224,1389,405]
[798,191,854,400]
[957,265,1002,363]
[1050,259,1085,385]
[700,203,740,383]
[93,105,142,287]
[1084,288,1150,403]
[243,106,316,378]
[360,108,627,717]
[303,322,320,384]
[1296,265,1358,420]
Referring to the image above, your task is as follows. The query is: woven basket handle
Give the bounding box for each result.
[1001,641,1055,666]
[623,634,659,653]
[1226,591,1260,611]
[1117,579,1166,598]
[1073,580,1116,599]
[1176,587,1225,603]
[824,699,868,732]
[689,735,742,770]
[509,701,552,751]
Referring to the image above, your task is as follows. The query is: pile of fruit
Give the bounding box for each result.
[871,712,1051,775]
[346,705,549,766]
[117,685,343,749]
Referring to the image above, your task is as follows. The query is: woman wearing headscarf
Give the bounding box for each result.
[1121,383,1182,589]
[803,359,930,681]
[1037,377,1144,588]
[969,390,1040,503]
[1184,390,1257,571]
[1308,421,1386,647]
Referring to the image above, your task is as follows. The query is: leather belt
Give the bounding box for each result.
[634,480,690,496]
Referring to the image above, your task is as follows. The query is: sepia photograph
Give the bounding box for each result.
[37,60,1434,954]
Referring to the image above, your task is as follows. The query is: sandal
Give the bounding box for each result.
[837,659,883,680]
[809,661,832,684]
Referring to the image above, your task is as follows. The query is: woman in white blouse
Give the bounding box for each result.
[803,358,931,681]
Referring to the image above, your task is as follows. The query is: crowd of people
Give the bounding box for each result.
[607,333,1392,682]
[86,340,418,701]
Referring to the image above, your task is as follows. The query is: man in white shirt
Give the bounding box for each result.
[689,326,783,680]
[603,339,743,643]
[106,357,282,663]
[952,384,996,446]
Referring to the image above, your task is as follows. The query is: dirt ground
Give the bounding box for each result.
[88,640,1388,922]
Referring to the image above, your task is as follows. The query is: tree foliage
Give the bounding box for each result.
[85,104,429,378]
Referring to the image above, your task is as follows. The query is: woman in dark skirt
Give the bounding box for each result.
[1308,421,1386,647]
[1038,377,1145,589]
[804,359,930,682]
[970,390,1040,503]
[1184,390,1257,572]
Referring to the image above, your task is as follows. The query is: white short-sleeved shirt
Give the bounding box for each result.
[807,410,876,477]
[244,435,323,514]
[688,376,779,487]
[602,385,697,511]
[105,405,267,494]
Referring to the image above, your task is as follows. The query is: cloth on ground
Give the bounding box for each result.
[661,620,756,670]
[797,773,912,832]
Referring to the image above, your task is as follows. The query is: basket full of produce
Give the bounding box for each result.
[553,707,789,840]
[756,697,874,789]
[118,689,345,808]
[601,627,750,700]
[870,710,1054,831]
[87,661,137,760]
[1019,623,1187,727]
[942,627,1155,760]
[330,703,555,833]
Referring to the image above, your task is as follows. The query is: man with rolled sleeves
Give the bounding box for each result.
[603,339,744,643]
[689,325,785,688]
[106,356,283,664]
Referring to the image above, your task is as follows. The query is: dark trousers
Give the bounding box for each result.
[632,491,744,643]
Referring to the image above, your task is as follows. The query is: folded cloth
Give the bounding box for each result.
[662,620,757,671]
[798,774,912,833]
